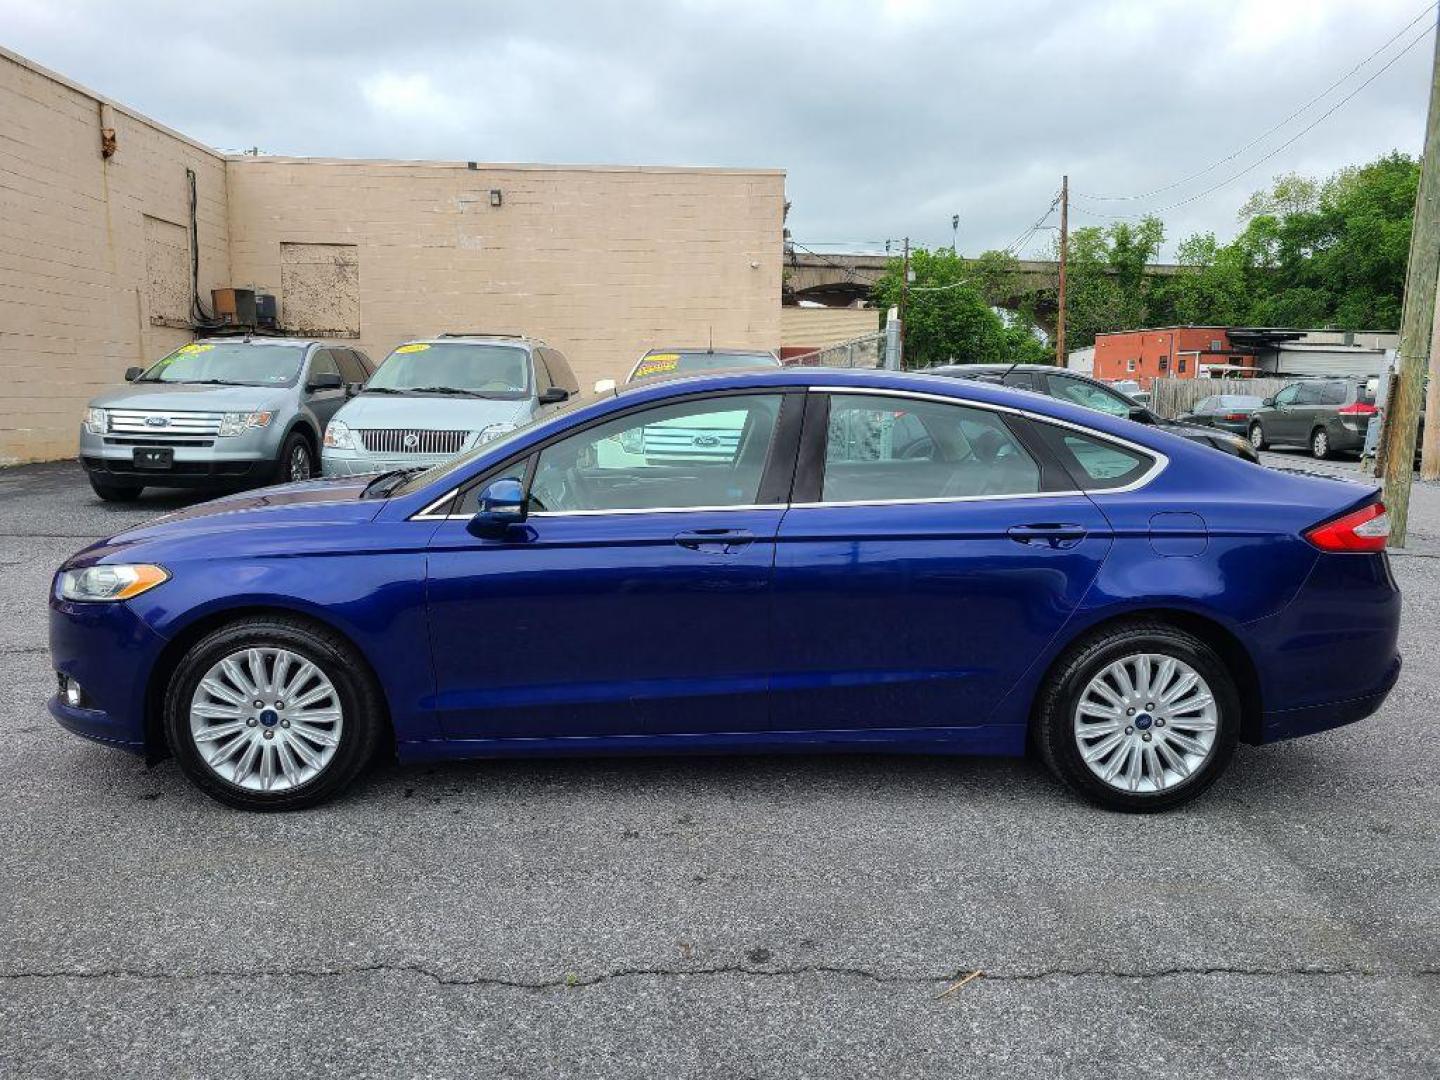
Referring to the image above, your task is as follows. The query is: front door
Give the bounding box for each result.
[305,349,349,427]
[770,390,1115,735]
[1268,383,1303,442]
[425,391,800,741]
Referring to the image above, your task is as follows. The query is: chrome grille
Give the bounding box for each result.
[108,409,223,437]
[358,429,470,455]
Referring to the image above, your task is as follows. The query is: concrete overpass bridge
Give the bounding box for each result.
[784,249,1185,317]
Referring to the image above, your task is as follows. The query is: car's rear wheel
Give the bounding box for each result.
[163,616,384,810]
[88,476,143,502]
[1311,427,1332,460]
[1035,622,1239,812]
[1248,422,1268,452]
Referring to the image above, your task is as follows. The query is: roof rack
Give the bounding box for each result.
[436,331,524,339]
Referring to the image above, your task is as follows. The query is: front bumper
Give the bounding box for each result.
[322,449,455,477]
[79,426,276,487]
[48,593,169,754]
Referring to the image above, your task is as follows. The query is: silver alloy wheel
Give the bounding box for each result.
[1249,424,1264,449]
[1072,653,1218,794]
[189,647,343,792]
[290,443,312,481]
[1312,430,1328,458]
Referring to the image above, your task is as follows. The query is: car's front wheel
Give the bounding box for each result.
[163,616,384,810]
[1034,622,1239,812]
[1248,422,1268,452]
[275,432,315,484]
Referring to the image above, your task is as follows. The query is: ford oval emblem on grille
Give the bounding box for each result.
[693,434,720,447]
[145,416,169,427]
[403,433,420,449]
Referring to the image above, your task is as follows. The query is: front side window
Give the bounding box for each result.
[135,342,308,387]
[367,342,531,398]
[1046,375,1133,417]
[528,394,782,513]
[1274,385,1299,406]
[821,395,1040,503]
[309,350,341,381]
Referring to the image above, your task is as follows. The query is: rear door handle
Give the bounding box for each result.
[675,528,755,554]
[1007,523,1088,550]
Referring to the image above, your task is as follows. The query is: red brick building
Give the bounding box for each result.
[1093,328,1259,389]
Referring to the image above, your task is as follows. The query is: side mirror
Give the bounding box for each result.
[307,372,343,393]
[1262,397,1275,407]
[537,386,569,405]
[124,366,143,382]
[593,378,617,394]
[1127,406,1153,423]
[467,477,527,538]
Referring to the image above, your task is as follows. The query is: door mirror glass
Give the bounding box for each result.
[468,477,527,537]
[1127,406,1152,423]
[308,371,344,393]
[537,386,569,405]
[1262,397,1274,407]
[124,366,143,382]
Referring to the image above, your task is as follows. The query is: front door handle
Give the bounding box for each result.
[675,528,755,554]
[1007,523,1088,550]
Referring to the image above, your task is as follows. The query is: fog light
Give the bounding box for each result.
[60,674,84,708]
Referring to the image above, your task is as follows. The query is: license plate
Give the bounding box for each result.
[132,447,174,470]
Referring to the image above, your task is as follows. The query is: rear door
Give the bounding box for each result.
[769,389,1116,735]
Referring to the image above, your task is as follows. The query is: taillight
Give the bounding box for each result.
[1337,402,1377,416]
[1304,501,1389,552]
[1221,412,1247,421]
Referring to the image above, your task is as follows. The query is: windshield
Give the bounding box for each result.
[629,350,779,382]
[368,342,531,397]
[137,342,307,386]
[389,392,593,498]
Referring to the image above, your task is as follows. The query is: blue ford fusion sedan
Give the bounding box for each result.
[49,368,1401,812]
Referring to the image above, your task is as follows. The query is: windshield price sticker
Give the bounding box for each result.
[395,343,431,354]
[635,353,680,377]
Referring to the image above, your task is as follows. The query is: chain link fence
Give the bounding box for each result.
[781,331,888,370]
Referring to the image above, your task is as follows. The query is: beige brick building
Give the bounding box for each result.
[0,47,784,464]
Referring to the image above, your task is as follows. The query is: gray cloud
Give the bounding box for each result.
[4,0,1432,258]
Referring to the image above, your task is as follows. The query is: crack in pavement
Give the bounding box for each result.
[3,962,1438,990]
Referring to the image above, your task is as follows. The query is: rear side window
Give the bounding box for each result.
[1034,424,1156,491]
[821,395,1040,503]
[1320,382,1348,405]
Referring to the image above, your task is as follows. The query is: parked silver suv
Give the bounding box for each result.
[321,334,579,477]
[79,337,372,501]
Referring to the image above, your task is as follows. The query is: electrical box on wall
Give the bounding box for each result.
[254,293,278,329]
[211,288,257,328]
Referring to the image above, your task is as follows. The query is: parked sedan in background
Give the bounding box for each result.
[928,363,1260,462]
[80,338,371,500]
[322,334,579,476]
[1247,376,1378,459]
[50,367,1398,813]
[1177,394,1266,435]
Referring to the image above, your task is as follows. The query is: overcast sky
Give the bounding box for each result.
[3,0,1434,259]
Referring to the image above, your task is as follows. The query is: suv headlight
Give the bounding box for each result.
[476,422,517,444]
[58,564,169,603]
[324,420,353,449]
[83,407,108,435]
[217,411,274,437]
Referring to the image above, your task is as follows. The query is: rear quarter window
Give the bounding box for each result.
[1033,423,1156,491]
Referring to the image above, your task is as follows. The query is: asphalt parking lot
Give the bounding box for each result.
[1,454,1438,1078]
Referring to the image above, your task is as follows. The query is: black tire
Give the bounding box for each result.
[274,431,315,484]
[88,475,143,502]
[1310,427,1332,460]
[163,616,385,810]
[1034,621,1240,813]
[1248,422,1268,452]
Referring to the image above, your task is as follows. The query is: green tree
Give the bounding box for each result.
[870,247,1046,367]
[1048,215,1165,349]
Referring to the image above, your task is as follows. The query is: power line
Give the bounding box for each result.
[1076,0,1438,204]
[1073,20,1435,221]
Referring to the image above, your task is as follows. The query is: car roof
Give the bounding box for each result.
[192,336,319,347]
[642,347,777,356]
[413,334,542,349]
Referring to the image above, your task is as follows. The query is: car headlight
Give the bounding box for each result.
[83,407,108,435]
[324,420,353,449]
[217,411,274,437]
[476,422,517,444]
[58,564,169,603]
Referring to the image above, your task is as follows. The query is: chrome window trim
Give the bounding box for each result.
[407,384,1168,521]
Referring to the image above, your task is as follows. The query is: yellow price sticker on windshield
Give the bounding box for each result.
[635,353,680,377]
[176,343,215,355]
[395,343,431,354]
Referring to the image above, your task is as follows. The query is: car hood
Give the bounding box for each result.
[334,394,532,430]
[65,478,384,568]
[89,383,291,412]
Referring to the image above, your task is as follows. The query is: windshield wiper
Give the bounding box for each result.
[408,386,486,397]
[177,379,238,386]
[360,466,428,499]
[361,386,411,395]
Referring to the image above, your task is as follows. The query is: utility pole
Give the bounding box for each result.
[1055,175,1069,368]
[899,237,911,370]
[1383,17,1440,544]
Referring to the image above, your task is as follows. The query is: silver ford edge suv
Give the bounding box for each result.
[321,334,579,477]
[79,337,372,501]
